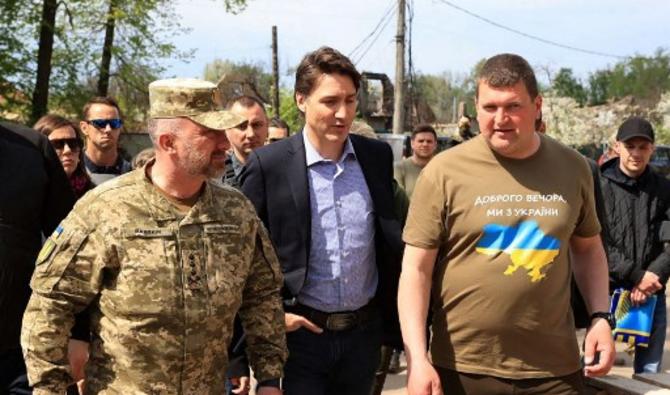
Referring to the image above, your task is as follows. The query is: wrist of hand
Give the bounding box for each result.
[407,352,431,367]
[257,378,281,389]
[590,311,615,329]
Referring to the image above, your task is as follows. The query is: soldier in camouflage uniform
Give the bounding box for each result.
[21,78,288,395]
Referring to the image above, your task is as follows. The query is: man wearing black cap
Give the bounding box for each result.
[600,116,670,373]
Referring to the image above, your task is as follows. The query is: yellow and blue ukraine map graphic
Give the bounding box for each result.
[475,220,560,282]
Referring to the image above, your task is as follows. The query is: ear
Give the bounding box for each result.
[79,121,90,137]
[295,92,307,113]
[534,95,543,115]
[157,132,177,154]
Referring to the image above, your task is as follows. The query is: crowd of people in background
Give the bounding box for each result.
[1,46,669,395]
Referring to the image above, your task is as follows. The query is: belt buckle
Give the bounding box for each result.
[326,313,358,331]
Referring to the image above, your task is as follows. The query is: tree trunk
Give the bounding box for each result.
[30,0,59,124]
[97,0,117,97]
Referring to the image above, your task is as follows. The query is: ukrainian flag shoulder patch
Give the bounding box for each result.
[36,225,64,265]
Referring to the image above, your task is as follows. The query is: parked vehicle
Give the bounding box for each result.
[651,144,670,176]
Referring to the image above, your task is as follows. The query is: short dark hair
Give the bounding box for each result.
[294,46,360,99]
[225,95,267,113]
[82,96,122,120]
[269,117,289,133]
[476,54,538,99]
[411,124,437,140]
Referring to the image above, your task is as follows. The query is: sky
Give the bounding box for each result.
[164,0,670,86]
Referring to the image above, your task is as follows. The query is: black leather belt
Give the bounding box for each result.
[287,302,377,331]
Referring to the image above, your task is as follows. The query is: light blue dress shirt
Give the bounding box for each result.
[297,132,377,313]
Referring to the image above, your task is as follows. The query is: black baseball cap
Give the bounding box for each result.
[616,117,655,143]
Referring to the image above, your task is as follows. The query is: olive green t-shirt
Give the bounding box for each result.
[404,133,600,379]
[394,157,424,198]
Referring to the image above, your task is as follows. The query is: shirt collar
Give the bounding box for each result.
[302,130,356,167]
[84,152,126,173]
[228,151,244,176]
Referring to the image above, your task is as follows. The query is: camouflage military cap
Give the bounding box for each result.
[149,78,244,131]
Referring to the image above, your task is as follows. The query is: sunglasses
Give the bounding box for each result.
[87,118,123,129]
[50,138,82,151]
[268,137,285,143]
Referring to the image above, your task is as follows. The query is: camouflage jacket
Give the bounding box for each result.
[21,167,287,394]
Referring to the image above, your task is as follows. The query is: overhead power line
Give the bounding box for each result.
[436,0,628,60]
[352,7,396,65]
[349,0,396,62]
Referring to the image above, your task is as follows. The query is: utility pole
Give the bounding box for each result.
[392,0,406,134]
[271,26,280,117]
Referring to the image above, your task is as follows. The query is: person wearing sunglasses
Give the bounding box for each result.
[79,96,132,186]
[33,114,93,395]
[35,115,94,200]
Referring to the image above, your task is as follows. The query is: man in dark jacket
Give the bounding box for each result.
[600,116,670,373]
[240,47,403,395]
[0,121,75,394]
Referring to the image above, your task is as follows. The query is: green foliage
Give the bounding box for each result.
[587,69,611,106]
[604,49,670,104]
[657,125,670,145]
[68,0,193,128]
[412,71,474,123]
[468,58,487,96]
[0,0,40,120]
[203,59,301,133]
[220,0,249,13]
[279,89,303,133]
[203,59,272,104]
[552,68,587,106]
[583,48,670,106]
[0,0,250,127]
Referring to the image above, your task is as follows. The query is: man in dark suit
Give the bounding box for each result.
[240,46,403,395]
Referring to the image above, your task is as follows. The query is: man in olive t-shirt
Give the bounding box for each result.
[393,124,438,198]
[397,54,614,395]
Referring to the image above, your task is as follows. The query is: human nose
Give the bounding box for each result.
[334,102,348,119]
[494,108,508,125]
[244,125,255,138]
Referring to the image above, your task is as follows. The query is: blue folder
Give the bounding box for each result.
[609,288,657,348]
